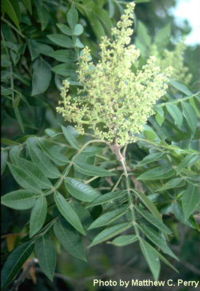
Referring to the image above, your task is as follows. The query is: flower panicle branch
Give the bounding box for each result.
[57,2,172,146]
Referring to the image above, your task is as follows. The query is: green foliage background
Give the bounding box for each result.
[1,0,200,290]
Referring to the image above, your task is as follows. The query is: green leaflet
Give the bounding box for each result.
[1,55,11,68]
[169,80,192,96]
[182,184,200,219]
[54,192,86,235]
[89,222,132,248]
[137,152,165,167]
[61,125,80,149]
[52,64,76,77]
[74,161,114,177]
[73,24,84,36]
[182,102,197,133]
[87,190,127,208]
[135,207,171,234]
[1,138,20,146]
[108,0,115,18]
[190,95,200,117]
[44,129,57,137]
[176,153,200,173]
[57,23,83,36]
[1,242,34,289]
[70,201,93,228]
[74,146,103,164]
[136,21,151,48]
[143,125,160,142]
[139,223,178,260]
[31,58,52,96]
[2,0,21,28]
[34,233,56,281]
[48,49,76,62]
[26,137,61,179]
[64,177,100,202]
[38,139,69,166]
[158,252,178,273]
[67,5,78,29]
[149,116,168,141]
[9,145,23,163]
[166,103,183,128]
[155,23,171,48]
[93,5,112,34]
[1,150,8,174]
[137,166,175,181]
[155,106,165,126]
[83,10,105,40]
[12,97,25,133]
[74,38,84,49]
[10,157,52,189]
[22,0,32,14]
[8,163,42,192]
[36,2,49,31]
[158,178,184,191]
[135,0,151,3]
[109,234,138,247]
[29,196,47,237]
[1,190,37,210]
[168,201,193,227]
[28,39,43,61]
[88,206,128,229]
[133,190,161,219]
[28,40,54,60]
[57,24,73,36]
[53,219,87,262]
[47,34,74,48]
[139,239,160,281]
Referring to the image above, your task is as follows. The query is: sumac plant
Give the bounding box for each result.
[1,2,200,290]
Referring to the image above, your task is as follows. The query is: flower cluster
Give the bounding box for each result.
[57,3,171,145]
[151,42,192,85]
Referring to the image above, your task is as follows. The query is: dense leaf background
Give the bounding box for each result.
[1,0,200,290]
